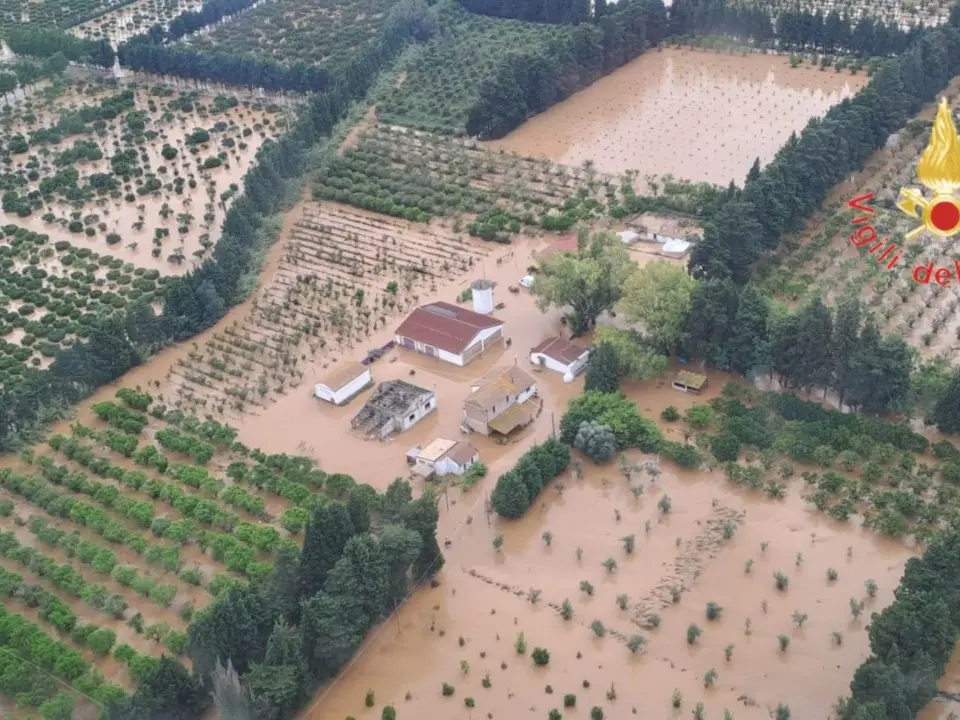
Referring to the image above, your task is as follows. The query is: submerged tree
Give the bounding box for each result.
[533,232,634,335]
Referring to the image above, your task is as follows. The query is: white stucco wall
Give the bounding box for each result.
[314,368,372,405]
[397,323,503,367]
[399,393,437,431]
[517,384,538,405]
[529,351,590,377]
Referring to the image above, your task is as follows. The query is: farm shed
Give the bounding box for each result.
[672,371,708,395]
[530,337,590,381]
[411,438,480,478]
[395,302,504,366]
[618,230,641,245]
[313,362,372,405]
[351,380,436,440]
[463,365,537,436]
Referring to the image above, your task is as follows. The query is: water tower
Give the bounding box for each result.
[471,279,494,315]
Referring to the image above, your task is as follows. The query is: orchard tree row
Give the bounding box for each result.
[7,26,115,67]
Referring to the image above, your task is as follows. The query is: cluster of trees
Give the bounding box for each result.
[106,478,444,719]
[683,286,915,415]
[670,0,918,57]
[7,26,115,67]
[490,437,571,518]
[559,391,663,452]
[841,528,960,718]
[689,16,960,282]
[119,0,436,93]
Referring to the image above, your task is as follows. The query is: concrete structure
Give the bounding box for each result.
[395,302,504,367]
[661,238,691,258]
[530,337,590,382]
[471,279,494,315]
[313,362,372,406]
[672,371,708,395]
[408,438,480,479]
[351,380,436,439]
[463,365,537,436]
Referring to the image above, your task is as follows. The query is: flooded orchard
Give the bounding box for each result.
[301,372,916,720]
[485,48,867,185]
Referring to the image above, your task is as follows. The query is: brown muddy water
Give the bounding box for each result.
[485,48,867,186]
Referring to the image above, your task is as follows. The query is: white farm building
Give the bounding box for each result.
[395,302,504,367]
[530,337,591,381]
[314,362,373,405]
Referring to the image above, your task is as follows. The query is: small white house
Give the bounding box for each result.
[618,230,641,245]
[314,362,372,405]
[530,337,590,381]
[410,438,480,478]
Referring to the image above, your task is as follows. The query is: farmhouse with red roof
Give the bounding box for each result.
[394,302,504,366]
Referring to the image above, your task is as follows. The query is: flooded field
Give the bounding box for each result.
[302,372,917,719]
[485,48,867,186]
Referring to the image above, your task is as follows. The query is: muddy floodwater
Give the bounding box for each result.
[300,372,916,719]
[486,48,866,186]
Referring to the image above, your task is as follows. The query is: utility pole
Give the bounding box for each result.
[394,599,402,637]
[443,480,450,512]
[551,412,556,438]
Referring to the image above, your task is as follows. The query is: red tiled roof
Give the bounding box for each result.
[395,302,503,355]
[531,336,589,365]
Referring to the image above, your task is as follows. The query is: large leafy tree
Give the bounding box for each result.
[187,584,271,679]
[401,489,445,578]
[298,503,355,602]
[379,523,423,609]
[726,283,769,375]
[929,366,960,434]
[584,341,622,392]
[680,278,739,366]
[533,232,635,335]
[832,298,863,408]
[323,535,389,627]
[107,656,207,720]
[592,327,668,381]
[615,260,696,353]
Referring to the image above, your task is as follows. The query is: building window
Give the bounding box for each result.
[408,413,415,422]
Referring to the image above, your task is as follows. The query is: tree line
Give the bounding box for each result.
[7,26,115,67]
[118,0,436,93]
[670,0,918,57]
[106,478,444,719]
[0,0,434,452]
[841,527,960,719]
[458,0,591,24]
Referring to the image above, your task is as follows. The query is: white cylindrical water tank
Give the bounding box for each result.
[471,279,494,315]
[563,371,575,384]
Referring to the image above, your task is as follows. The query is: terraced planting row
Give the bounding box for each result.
[162,199,494,419]
[0,386,369,708]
